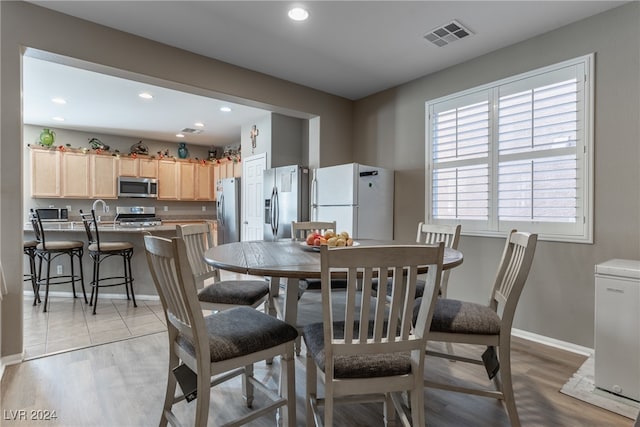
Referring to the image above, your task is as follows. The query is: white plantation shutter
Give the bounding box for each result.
[427,55,593,242]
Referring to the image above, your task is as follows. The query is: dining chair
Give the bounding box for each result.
[30,209,87,312]
[176,223,271,314]
[417,230,537,427]
[288,221,339,355]
[144,235,298,427]
[80,209,136,315]
[23,239,40,305]
[304,242,445,427]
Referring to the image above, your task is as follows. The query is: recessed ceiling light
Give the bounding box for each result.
[288,7,309,21]
[176,133,185,138]
[194,122,205,127]
[138,92,153,99]
[51,97,66,105]
[52,116,65,122]
[220,106,232,112]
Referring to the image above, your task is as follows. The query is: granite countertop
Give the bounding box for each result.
[24,219,216,233]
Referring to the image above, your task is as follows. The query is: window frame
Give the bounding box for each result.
[425,54,594,243]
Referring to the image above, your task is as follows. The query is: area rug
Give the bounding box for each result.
[560,355,640,420]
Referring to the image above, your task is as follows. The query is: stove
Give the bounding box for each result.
[115,206,162,227]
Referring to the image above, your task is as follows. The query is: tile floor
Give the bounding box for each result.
[22,295,167,360]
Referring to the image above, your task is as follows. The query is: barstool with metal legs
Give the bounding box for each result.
[30,209,87,312]
[23,239,41,305]
[80,209,136,315]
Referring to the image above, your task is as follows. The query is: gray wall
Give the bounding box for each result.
[1,1,353,358]
[352,3,640,347]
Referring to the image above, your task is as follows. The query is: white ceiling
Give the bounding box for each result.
[24,1,627,146]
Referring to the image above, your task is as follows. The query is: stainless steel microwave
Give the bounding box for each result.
[117,177,158,198]
[36,208,69,222]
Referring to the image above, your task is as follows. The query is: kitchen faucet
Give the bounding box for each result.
[92,199,108,222]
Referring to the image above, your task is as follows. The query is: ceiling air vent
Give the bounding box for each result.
[180,127,203,134]
[424,20,473,47]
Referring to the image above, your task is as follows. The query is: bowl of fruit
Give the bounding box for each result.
[302,230,357,251]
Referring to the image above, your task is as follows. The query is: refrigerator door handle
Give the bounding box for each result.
[273,187,280,238]
[311,169,318,220]
[219,194,225,226]
[270,187,277,239]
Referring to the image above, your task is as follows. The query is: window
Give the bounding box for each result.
[426,55,593,242]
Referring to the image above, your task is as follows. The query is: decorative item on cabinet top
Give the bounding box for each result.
[38,128,56,147]
[130,140,149,155]
[88,137,110,151]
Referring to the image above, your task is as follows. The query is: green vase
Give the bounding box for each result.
[39,128,56,147]
[178,142,188,159]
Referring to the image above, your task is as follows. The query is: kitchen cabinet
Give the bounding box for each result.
[178,161,196,200]
[61,151,91,198]
[139,158,158,178]
[195,163,215,200]
[118,157,158,178]
[31,148,61,197]
[118,157,138,177]
[157,160,179,200]
[91,155,118,199]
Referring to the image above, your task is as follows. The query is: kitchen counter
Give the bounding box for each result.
[24,219,215,233]
[23,219,218,298]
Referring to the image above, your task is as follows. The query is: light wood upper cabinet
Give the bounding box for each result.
[31,148,61,197]
[61,151,90,198]
[118,157,138,177]
[139,158,158,178]
[195,163,215,201]
[233,161,242,178]
[118,157,158,178]
[157,160,178,200]
[179,162,196,200]
[91,155,118,199]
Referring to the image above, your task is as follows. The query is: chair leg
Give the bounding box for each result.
[77,249,87,303]
[194,363,211,427]
[306,352,317,427]
[92,257,100,315]
[242,364,255,408]
[498,342,520,427]
[126,251,137,307]
[281,345,296,427]
[69,250,77,298]
[123,253,131,300]
[160,352,179,427]
[410,381,426,427]
[383,393,396,427]
[43,254,51,313]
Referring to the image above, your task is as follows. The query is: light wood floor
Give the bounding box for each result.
[1,329,633,426]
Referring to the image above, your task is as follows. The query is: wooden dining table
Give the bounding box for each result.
[203,239,463,330]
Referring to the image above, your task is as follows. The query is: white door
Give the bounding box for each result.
[242,153,267,241]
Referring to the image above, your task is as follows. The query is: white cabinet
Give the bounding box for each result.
[594,259,640,401]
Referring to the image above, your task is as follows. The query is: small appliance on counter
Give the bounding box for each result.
[34,207,69,222]
[114,206,162,227]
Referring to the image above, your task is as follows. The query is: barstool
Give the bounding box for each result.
[30,209,87,312]
[79,209,136,315]
[23,240,40,305]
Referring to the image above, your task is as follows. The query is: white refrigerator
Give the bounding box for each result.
[311,163,394,240]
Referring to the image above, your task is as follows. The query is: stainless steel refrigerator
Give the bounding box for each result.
[263,165,309,241]
[216,177,241,244]
[311,163,394,240]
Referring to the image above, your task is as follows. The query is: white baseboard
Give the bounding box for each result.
[1,351,25,381]
[23,290,160,301]
[513,328,593,356]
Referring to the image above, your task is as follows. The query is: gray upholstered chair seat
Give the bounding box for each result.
[372,277,426,298]
[37,240,83,251]
[198,280,270,306]
[414,297,501,335]
[177,306,298,362]
[303,321,411,379]
[88,241,134,252]
[301,278,348,291]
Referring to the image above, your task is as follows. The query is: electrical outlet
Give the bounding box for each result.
[56,265,63,275]
[201,206,206,212]
[163,206,169,212]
